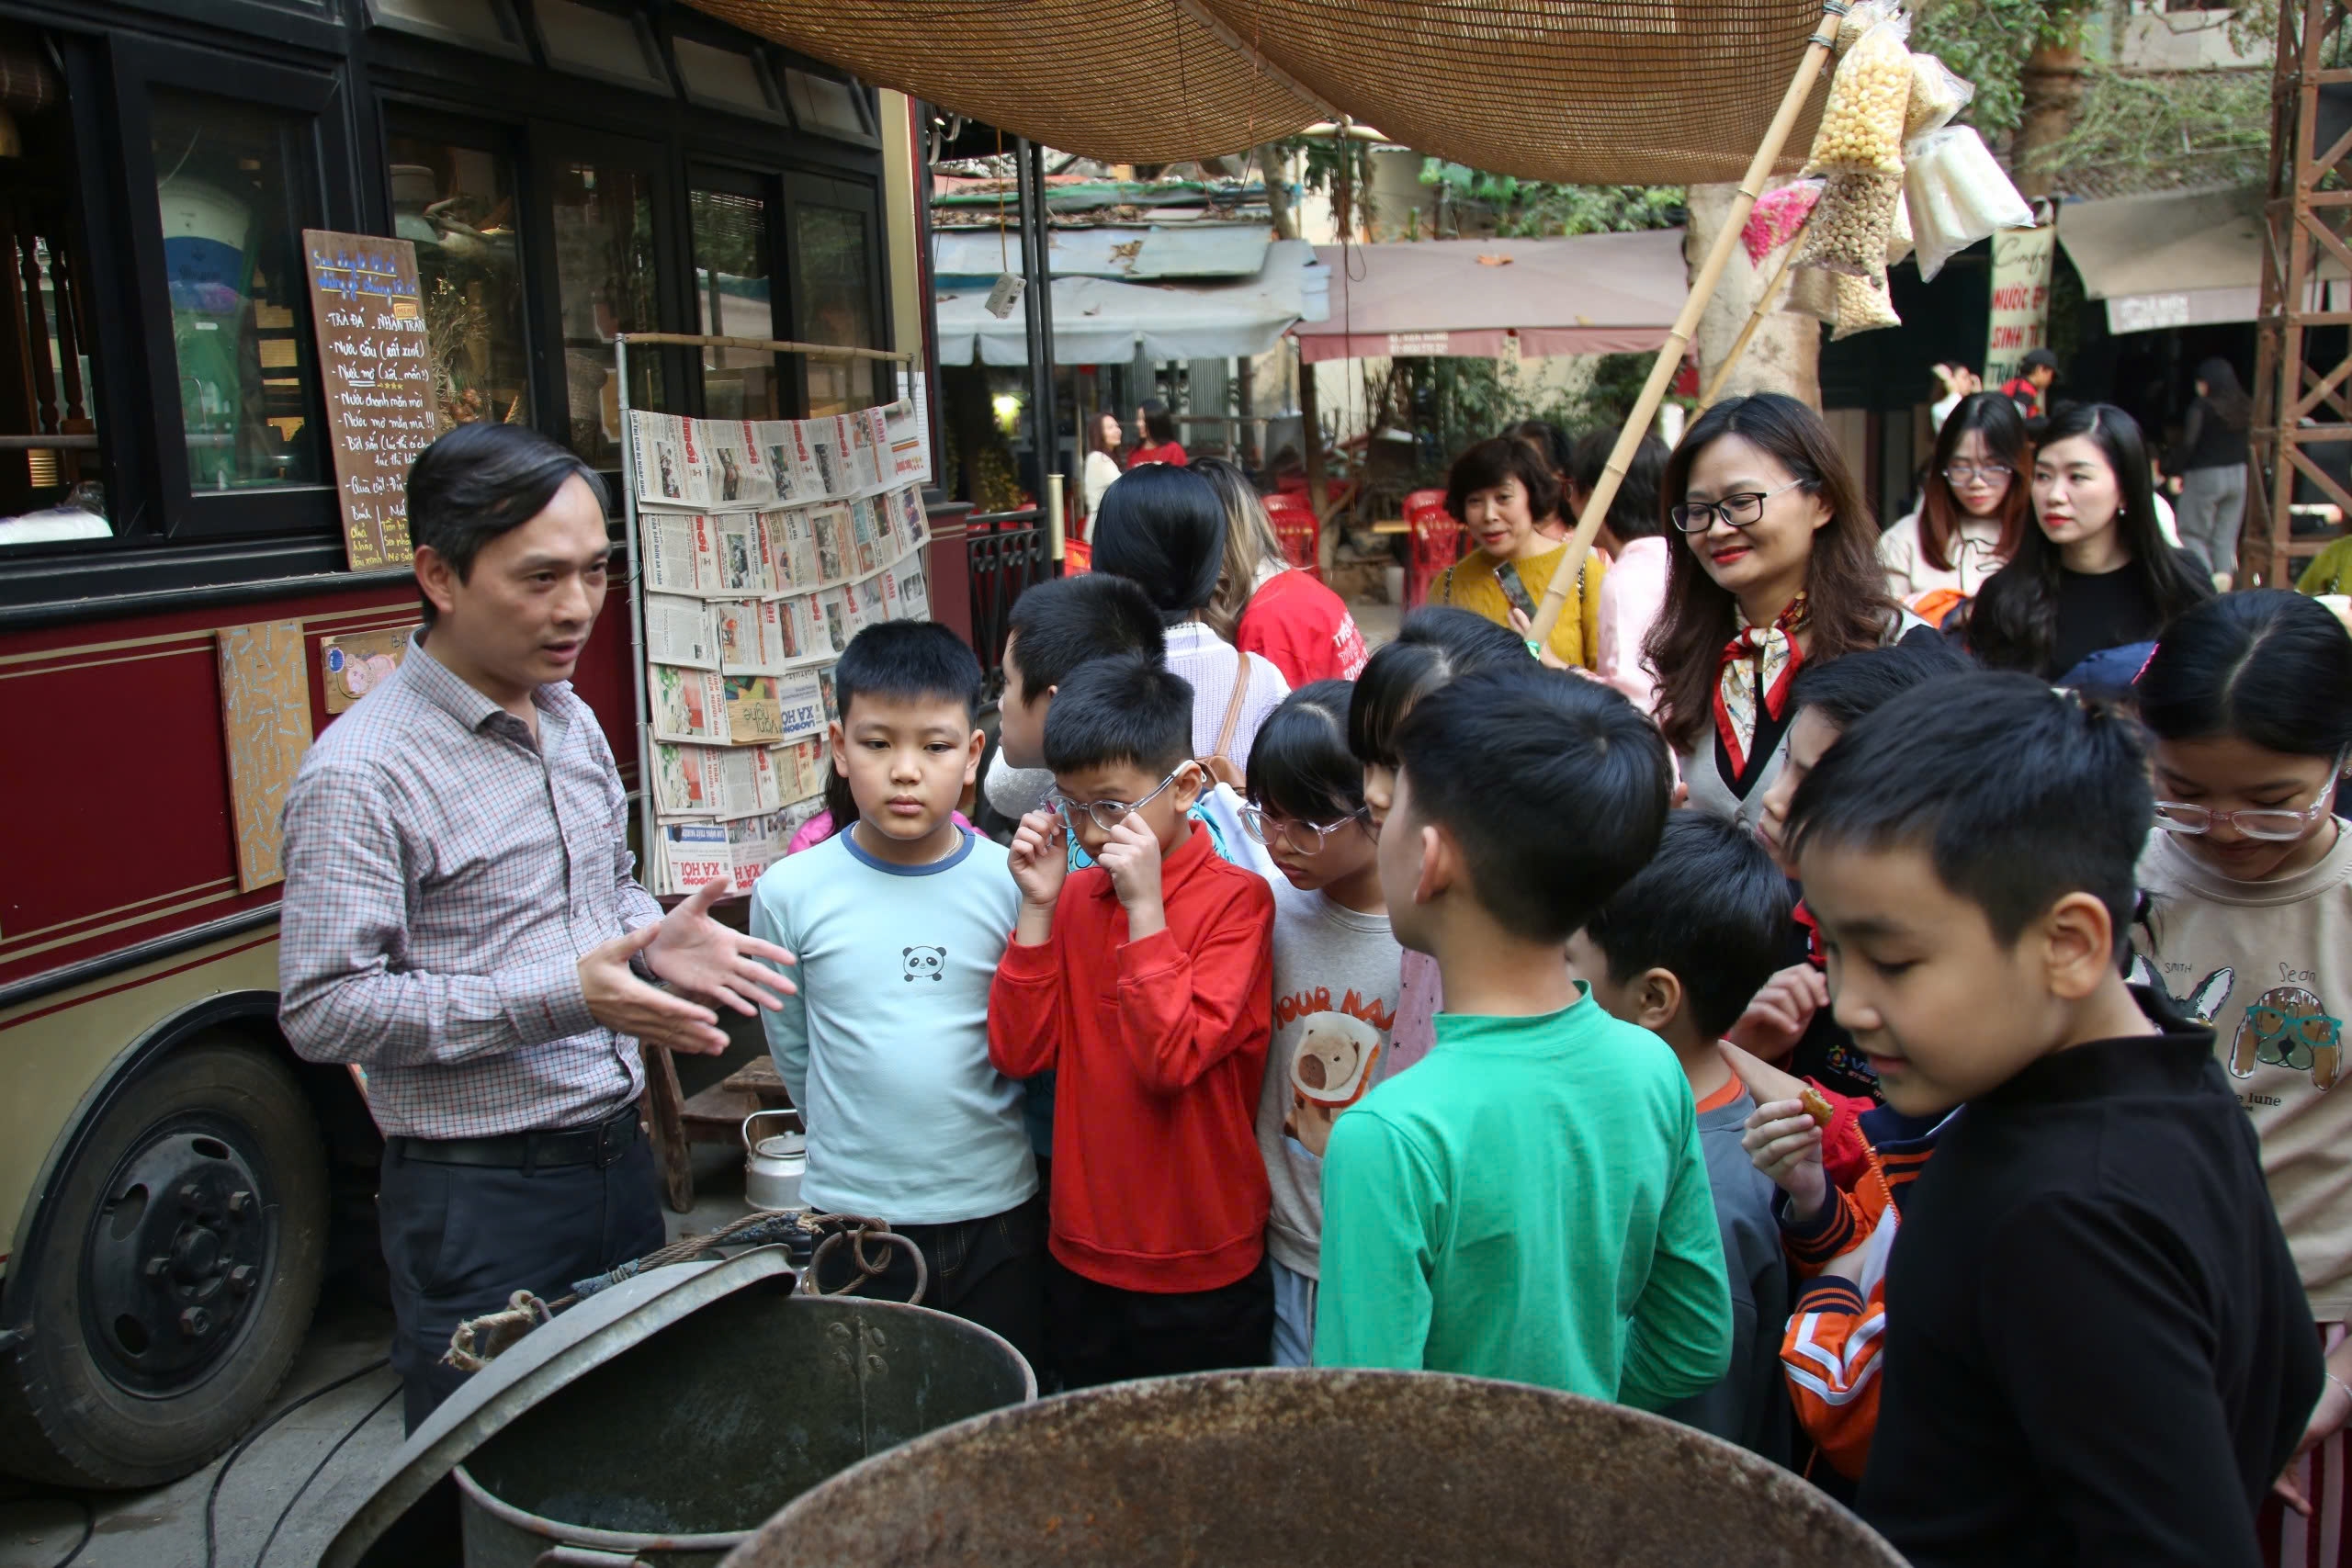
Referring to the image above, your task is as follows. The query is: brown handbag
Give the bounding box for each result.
[1200,651,1256,790]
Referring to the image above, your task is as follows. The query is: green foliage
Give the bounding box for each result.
[2033,62,2270,191]
[1380,352,1670,482]
[1909,0,2065,137]
[1417,162,1687,237]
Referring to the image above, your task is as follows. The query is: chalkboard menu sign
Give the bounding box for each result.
[301,230,438,570]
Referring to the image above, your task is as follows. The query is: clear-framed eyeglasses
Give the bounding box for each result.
[1941,461,2015,487]
[2154,793,2336,842]
[1240,803,1369,855]
[1668,478,1805,535]
[1047,764,1193,835]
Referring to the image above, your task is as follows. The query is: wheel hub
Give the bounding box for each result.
[84,1128,272,1394]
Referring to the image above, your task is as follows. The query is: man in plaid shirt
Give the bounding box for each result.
[279,423,795,1430]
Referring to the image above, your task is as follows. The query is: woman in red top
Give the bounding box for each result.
[1127,397,1189,468]
[1195,457,1368,686]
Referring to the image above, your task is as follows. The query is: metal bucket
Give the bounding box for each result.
[447,1291,1033,1568]
[721,1369,1907,1568]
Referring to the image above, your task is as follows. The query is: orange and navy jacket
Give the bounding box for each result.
[1777,1100,1951,1481]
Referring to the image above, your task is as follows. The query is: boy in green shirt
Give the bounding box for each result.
[1315,668,1732,1406]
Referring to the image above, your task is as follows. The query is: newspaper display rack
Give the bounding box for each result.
[614,332,926,897]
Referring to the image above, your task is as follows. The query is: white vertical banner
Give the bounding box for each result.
[1985,227,2058,388]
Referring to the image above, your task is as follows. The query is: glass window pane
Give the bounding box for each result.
[783,70,868,141]
[792,202,878,417]
[390,134,532,431]
[692,188,778,420]
[365,0,525,54]
[550,158,660,467]
[675,39,780,120]
[152,89,327,493]
[536,0,668,92]
[0,52,111,546]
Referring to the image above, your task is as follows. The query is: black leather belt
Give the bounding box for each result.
[393,1102,641,1171]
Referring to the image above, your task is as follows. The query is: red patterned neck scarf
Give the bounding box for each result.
[1713,592,1811,778]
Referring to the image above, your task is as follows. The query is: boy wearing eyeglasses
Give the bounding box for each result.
[989,654,1278,1386]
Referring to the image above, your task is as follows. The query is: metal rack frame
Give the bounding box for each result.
[2251,0,2352,587]
[612,331,916,894]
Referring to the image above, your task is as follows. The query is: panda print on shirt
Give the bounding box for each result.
[902,945,945,983]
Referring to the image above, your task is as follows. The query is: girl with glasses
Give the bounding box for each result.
[1967,402,2211,683]
[1645,392,1917,837]
[1242,681,1402,1368]
[1879,392,2032,616]
[2132,589,2352,1561]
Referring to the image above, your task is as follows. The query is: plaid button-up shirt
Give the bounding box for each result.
[277,634,662,1138]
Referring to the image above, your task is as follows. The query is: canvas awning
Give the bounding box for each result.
[934,238,1329,366]
[686,0,1829,184]
[1291,231,1689,363]
[2056,186,2331,333]
[933,224,1274,283]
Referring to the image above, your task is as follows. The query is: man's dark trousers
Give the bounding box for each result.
[379,1110,664,1431]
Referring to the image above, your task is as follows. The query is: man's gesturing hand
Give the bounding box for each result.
[580,923,729,1054]
[644,876,798,1015]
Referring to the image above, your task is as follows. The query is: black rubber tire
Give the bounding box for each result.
[0,1037,328,1488]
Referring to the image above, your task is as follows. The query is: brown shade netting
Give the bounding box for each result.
[684,0,1322,164]
[1202,0,1827,184]
[689,0,1828,183]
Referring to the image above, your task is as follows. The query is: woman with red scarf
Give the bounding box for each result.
[1645,394,1926,833]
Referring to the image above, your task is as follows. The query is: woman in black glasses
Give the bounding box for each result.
[1645,393,1916,832]
[1879,392,2032,617]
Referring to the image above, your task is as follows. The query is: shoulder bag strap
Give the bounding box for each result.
[1212,651,1254,764]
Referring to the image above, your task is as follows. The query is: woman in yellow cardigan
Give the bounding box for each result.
[1430,436,1606,668]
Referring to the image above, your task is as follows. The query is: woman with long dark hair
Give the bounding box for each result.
[1081,410,1125,526]
[1092,463,1289,773]
[1970,402,2211,681]
[1127,396,1188,468]
[1195,457,1367,686]
[2165,357,2255,589]
[1644,393,1911,830]
[1879,392,2031,615]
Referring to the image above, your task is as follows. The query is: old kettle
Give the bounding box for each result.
[744,1110,808,1212]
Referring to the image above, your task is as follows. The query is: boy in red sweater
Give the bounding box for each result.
[989,654,1276,1386]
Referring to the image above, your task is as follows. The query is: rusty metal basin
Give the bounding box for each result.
[721,1368,1905,1568]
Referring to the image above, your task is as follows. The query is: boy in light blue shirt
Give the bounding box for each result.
[752,621,1039,1363]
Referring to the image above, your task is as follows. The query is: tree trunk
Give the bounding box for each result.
[1257,144,1301,242]
[1686,182,1820,410]
[2011,41,2087,200]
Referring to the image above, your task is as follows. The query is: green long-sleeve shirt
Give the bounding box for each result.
[1313,993,1733,1407]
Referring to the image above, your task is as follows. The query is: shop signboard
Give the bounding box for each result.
[1984,226,2057,389]
[301,230,439,570]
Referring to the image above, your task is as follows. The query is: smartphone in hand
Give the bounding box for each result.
[1493,561,1539,621]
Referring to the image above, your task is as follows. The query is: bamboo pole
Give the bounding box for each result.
[1697,218,1812,411]
[1529,0,1845,647]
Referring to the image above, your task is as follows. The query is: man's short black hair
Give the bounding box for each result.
[833,620,982,727]
[1394,669,1670,942]
[1582,815,1793,1039]
[1789,637,1971,732]
[1787,671,2150,949]
[2021,347,2059,374]
[1043,654,1195,776]
[406,423,606,624]
[1004,574,1167,694]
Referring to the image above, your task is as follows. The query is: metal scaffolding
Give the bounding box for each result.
[2252,0,2352,586]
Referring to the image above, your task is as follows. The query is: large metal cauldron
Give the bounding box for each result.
[452,1292,1031,1567]
[322,1250,1034,1568]
[721,1369,1907,1568]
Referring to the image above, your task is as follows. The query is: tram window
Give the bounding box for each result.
[0,33,109,547]
[389,131,532,431]
[150,90,328,496]
[691,186,779,420]
[789,197,881,416]
[548,157,661,468]
[781,70,872,143]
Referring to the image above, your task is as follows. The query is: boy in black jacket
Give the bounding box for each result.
[1784,670,2319,1568]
